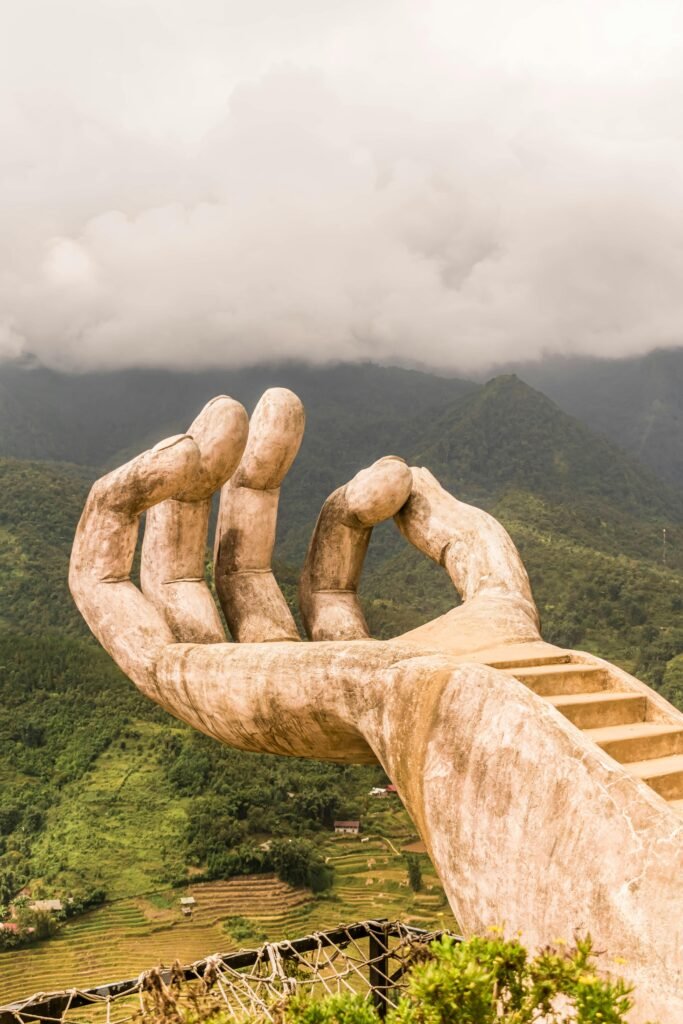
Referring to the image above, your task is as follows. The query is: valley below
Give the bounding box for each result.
[0,826,455,1003]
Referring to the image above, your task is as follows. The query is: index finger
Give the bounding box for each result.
[69,434,201,697]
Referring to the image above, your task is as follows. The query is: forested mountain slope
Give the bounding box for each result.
[504,347,683,489]
[3,349,683,486]
[0,370,682,914]
[0,362,473,468]
[411,374,683,563]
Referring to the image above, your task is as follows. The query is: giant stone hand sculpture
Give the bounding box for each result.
[70,389,683,1023]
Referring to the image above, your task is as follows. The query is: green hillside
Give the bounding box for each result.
[0,835,456,1004]
[414,375,681,515]
[362,377,683,679]
[410,375,683,569]
[0,459,93,634]
[0,370,682,997]
[506,347,683,489]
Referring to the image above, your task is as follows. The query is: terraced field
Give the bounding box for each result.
[0,837,456,1005]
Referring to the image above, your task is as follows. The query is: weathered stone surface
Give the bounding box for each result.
[299,456,412,640]
[70,390,683,1022]
[214,388,304,643]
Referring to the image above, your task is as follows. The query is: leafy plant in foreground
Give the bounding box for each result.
[283,935,639,1024]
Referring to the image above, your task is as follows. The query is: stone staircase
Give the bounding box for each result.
[485,651,683,817]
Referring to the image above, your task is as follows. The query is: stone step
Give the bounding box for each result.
[623,754,683,800]
[505,663,611,696]
[548,692,647,729]
[487,653,572,670]
[584,723,683,763]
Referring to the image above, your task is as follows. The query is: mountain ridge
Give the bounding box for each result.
[3,348,683,489]
[0,361,475,469]
[498,346,683,488]
[411,373,683,519]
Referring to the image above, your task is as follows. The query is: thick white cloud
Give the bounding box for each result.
[2,0,683,371]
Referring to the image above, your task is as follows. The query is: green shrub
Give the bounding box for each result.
[223,915,266,945]
[307,860,334,894]
[283,935,638,1024]
[0,906,61,950]
[63,887,107,917]
[270,838,334,893]
[285,994,379,1024]
[404,854,422,893]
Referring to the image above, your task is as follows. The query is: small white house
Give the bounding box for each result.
[30,900,63,913]
[369,785,398,798]
[334,820,361,835]
[179,896,196,917]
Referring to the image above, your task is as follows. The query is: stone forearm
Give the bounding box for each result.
[359,659,683,1024]
[148,634,683,1024]
[153,638,422,763]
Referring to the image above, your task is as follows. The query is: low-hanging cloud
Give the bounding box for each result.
[2,0,683,373]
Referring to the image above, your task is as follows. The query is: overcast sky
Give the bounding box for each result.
[2,0,683,372]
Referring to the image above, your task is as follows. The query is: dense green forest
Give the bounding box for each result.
[1,365,682,912]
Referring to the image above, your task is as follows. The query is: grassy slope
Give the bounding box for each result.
[29,720,189,900]
[0,458,94,634]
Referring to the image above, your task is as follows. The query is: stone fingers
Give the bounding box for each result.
[392,466,541,652]
[69,432,203,697]
[299,457,412,640]
[214,388,305,642]
[395,466,537,606]
[140,397,249,643]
